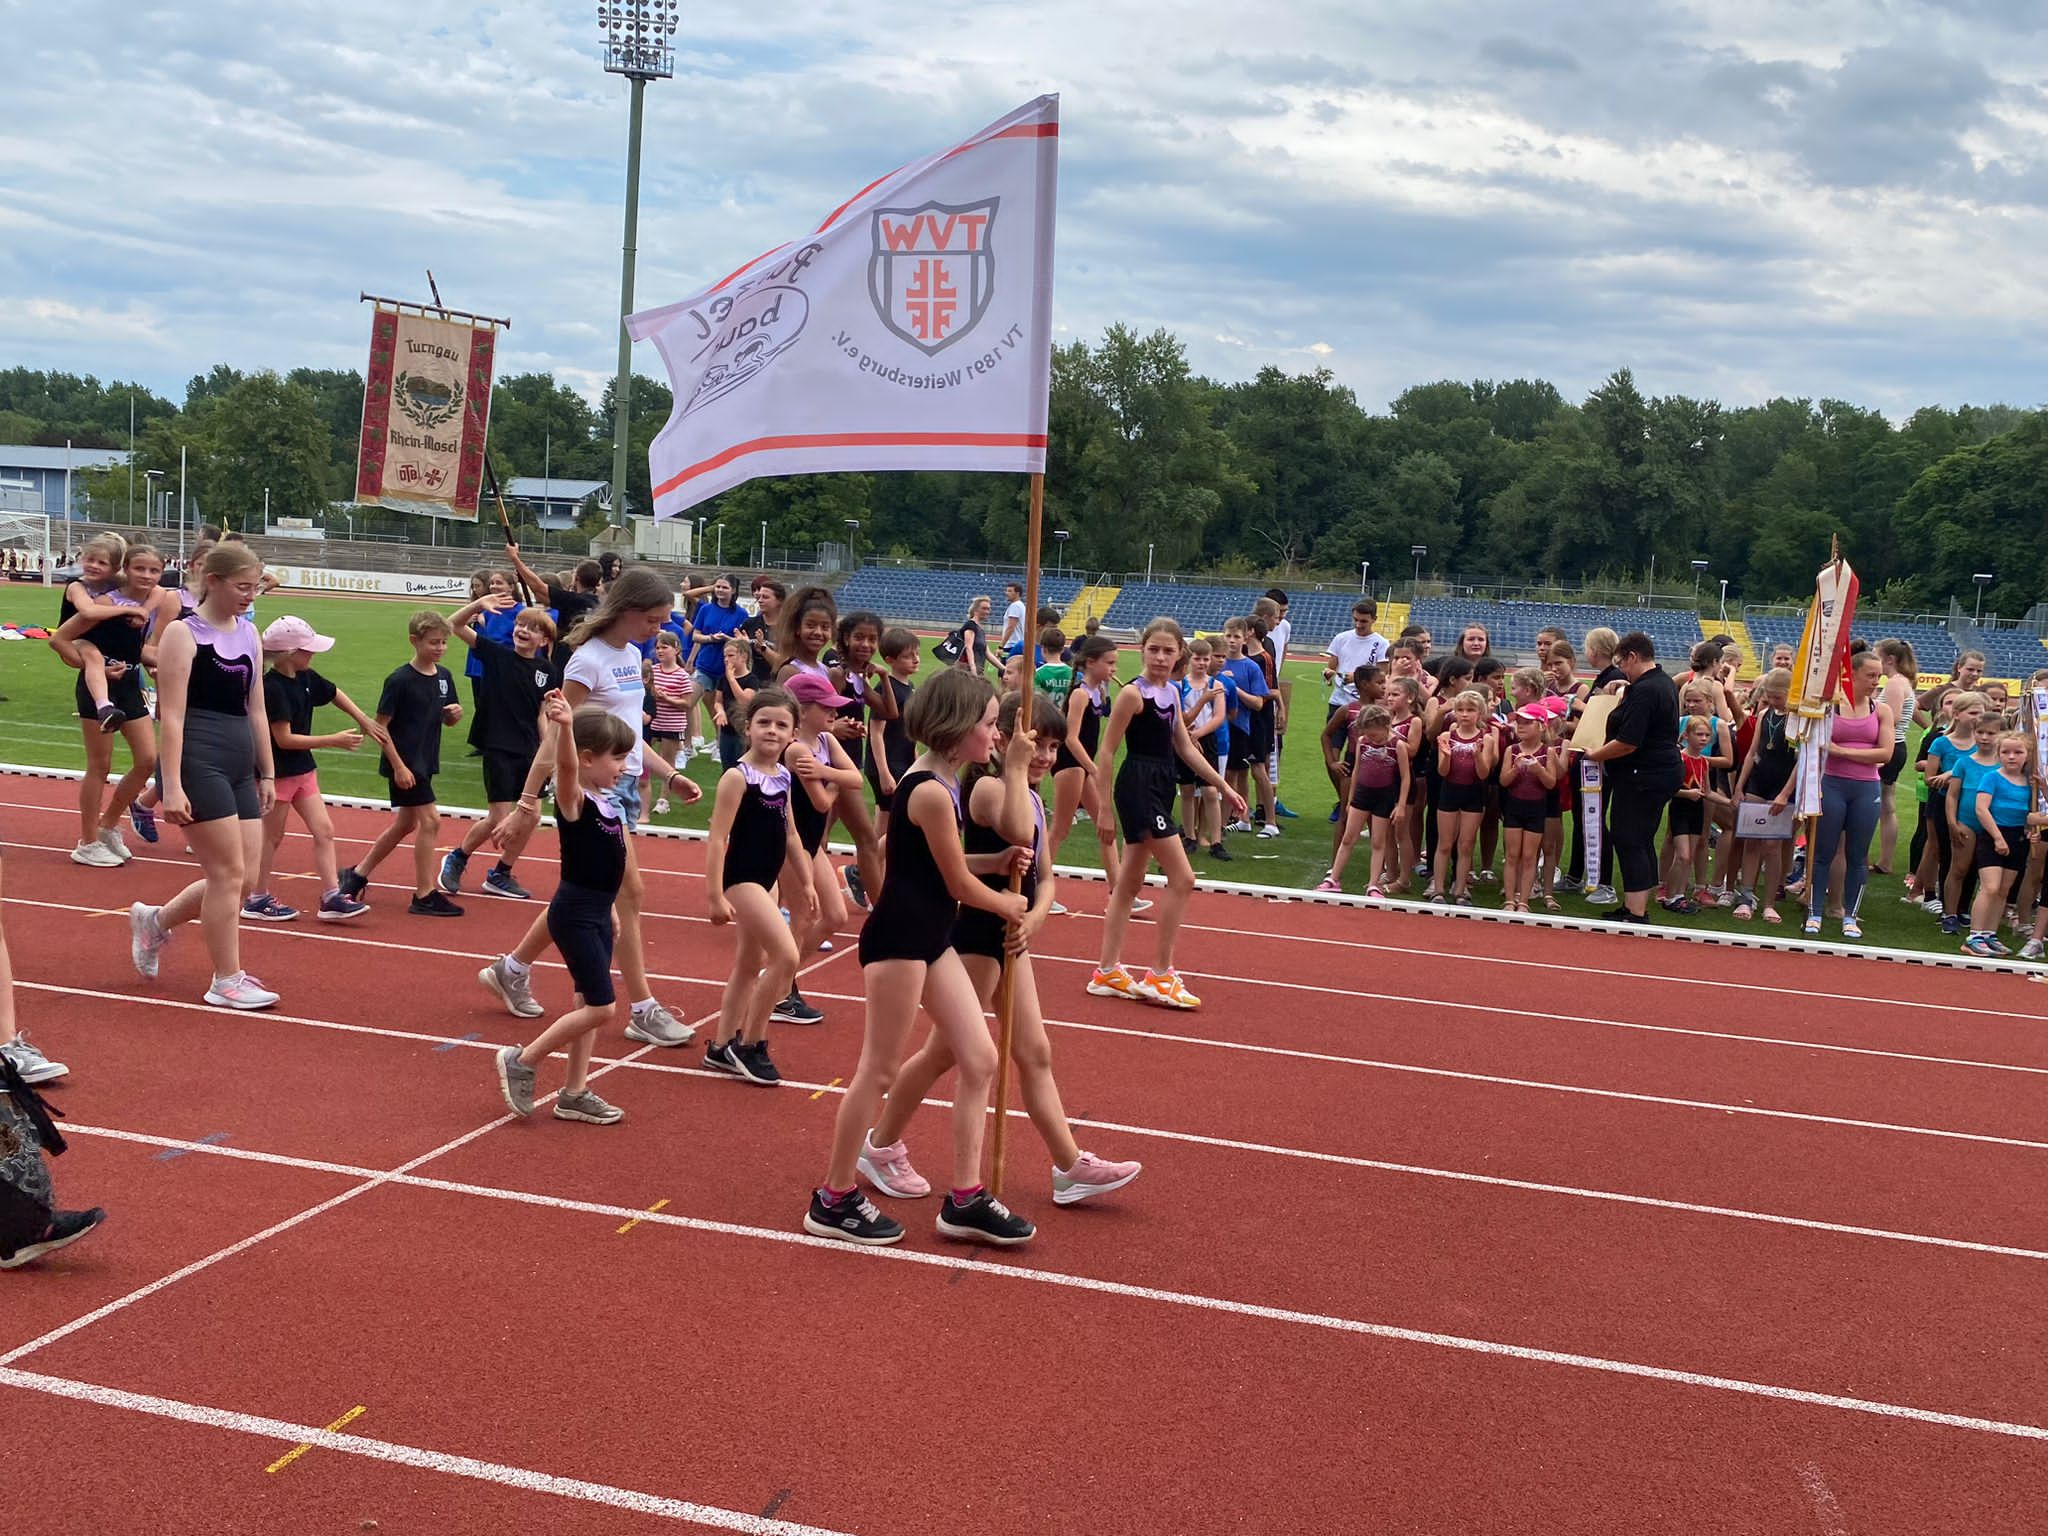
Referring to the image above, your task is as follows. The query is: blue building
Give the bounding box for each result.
[0,444,128,520]
[505,476,609,532]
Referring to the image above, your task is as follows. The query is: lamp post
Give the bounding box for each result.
[1690,558,1709,603]
[1974,572,1995,624]
[1360,560,1371,595]
[1718,578,1728,624]
[599,0,680,531]
[844,518,861,570]
[1146,543,1154,584]
[1410,544,1427,591]
[759,519,767,568]
[143,469,163,531]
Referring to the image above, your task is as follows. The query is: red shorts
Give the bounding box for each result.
[273,770,320,805]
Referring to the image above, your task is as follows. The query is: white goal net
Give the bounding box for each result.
[0,511,52,586]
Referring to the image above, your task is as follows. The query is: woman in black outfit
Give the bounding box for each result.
[1583,632,1681,923]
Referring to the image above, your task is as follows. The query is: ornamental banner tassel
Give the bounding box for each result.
[1578,759,1604,894]
[355,306,499,522]
[1787,540,1858,820]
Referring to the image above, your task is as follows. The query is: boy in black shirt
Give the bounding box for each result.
[506,543,600,651]
[247,616,387,923]
[438,595,562,900]
[339,611,464,916]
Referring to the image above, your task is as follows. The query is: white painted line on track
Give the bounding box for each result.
[6,762,2036,975]
[0,1367,856,1534]
[27,1126,2048,1449]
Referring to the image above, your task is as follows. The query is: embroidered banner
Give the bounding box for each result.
[355,309,497,521]
[1578,758,1604,892]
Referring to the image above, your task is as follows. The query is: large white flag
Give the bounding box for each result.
[626,95,1059,519]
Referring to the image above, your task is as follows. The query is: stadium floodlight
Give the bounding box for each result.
[599,0,683,529]
[1974,571,1995,623]
[1410,544,1427,589]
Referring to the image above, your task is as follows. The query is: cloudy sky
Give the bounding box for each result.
[6,0,2045,418]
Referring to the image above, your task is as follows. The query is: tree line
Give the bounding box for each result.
[3,339,2038,612]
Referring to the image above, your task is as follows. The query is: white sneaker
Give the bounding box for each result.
[1257,824,1281,839]
[652,797,670,815]
[71,839,122,868]
[1226,819,1252,834]
[129,903,167,979]
[97,826,133,862]
[1130,897,1153,915]
[204,972,279,1010]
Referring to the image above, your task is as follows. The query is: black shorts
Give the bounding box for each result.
[1974,825,2030,874]
[179,709,261,824]
[1350,781,1400,820]
[548,882,617,1006]
[1115,756,1179,844]
[1248,709,1276,759]
[389,772,437,809]
[1667,795,1705,838]
[75,668,148,722]
[646,729,684,756]
[1437,779,1486,815]
[1500,795,1546,834]
[481,749,530,804]
[1226,736,1257,771]
[1879,738,1909,786]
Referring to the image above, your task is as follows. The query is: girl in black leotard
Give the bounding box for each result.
[776,672,865,1026]
[703,687,813,1085]
[128,543,280,1012]
[805,669,1032,1250]
[860,692,1144,1211]
[825,609,893,909]
[1048,635,1121,890]
[1089,618,1245,1011]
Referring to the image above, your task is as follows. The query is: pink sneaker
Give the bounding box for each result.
[1053,1151,1143,1206]
[857,1133,931,1199]
[203,972,279,1011]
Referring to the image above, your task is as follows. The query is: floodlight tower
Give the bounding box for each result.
[599,0,680,528]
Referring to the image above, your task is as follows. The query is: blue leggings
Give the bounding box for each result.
[1811,776,1882,917]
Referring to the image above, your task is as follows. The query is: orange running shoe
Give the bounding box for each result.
[1086,966,1144,1001]
[1139,970,1201,1009]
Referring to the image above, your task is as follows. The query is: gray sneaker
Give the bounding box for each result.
[0,1033,67,1085]
[129,902,167,980]
[1586,885,1617,906]
[495,1045,537,1117]
[478,958,544,1019]
[623,999,695,1047]
[553,1089,624,1125]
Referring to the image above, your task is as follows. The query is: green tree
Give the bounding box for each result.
[200,372,335,528]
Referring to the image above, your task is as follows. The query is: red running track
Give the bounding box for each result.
[2,773,2047,1533]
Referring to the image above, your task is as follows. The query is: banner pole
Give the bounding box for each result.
[990,470,1045,1197]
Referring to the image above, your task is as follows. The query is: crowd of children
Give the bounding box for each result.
[33,540,2048,1268]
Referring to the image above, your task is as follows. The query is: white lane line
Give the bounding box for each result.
[1798,1462,1851,1536]
[13,873,2047,1085]
[0,1367,856,1535]
[7,778,2041,995]
[25,1128,2048,1448]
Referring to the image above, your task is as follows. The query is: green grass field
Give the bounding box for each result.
[0,584,1972,958]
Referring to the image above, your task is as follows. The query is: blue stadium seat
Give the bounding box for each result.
[1957,627,2048,678]
[1742,615,1963,675]
[1406,599,1703,661]
[833,568,1082,629]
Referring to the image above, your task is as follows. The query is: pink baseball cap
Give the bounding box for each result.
[261,616,335,654]
[785,671,852,709]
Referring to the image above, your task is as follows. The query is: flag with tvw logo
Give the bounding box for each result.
[626,95,1059,519]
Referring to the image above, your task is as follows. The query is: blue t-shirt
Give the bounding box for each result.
[1924,732,1969,778]
[1980,768,2034,828]
[467,605,520,680]
[1220,657,1267,735]
[1214,672,1236,757]
[1954,750,1999,816]
[688,600,747,679]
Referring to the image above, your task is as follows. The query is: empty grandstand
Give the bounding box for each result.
[1955,624,2048,677]
[1408,599,1704,661]
[1744,613,1960,674]
[832,566,1083,629]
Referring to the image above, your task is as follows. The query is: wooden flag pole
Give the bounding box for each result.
[989,471,1045,1197]
[481,457,515,539]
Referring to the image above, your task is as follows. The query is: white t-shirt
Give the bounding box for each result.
[1001,598,1027,651]
[1325,629,1391,705]
[565,635,649,776]
[1270,616,1292,669]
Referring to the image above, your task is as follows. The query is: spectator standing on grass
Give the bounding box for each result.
[1261,589,1298,819]
[478,570,704,1047]
[505,543,600,654]
[741,577,786,675]
[127,543,282,1010]
[1802,649,1895,940]
[1581,632,1681,925]
[1321,598,1391,821]
[244,616,381,924]
[683,575,748,751]
[336,610,465,918]
[958,594,993,675]
[999,580,1026,659]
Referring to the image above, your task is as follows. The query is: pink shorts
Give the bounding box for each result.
[273,770,321,805]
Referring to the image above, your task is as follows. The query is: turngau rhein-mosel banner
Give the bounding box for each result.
[355,307,498,521]
[626,95,1059,519]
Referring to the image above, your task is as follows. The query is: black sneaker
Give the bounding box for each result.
[845,864,869,911]
[935,1188,1035,1247]
[733,1039,782,1086]
[95,702,125,734]
[771,989,825,1025]
[337,866,369,900]
[703,1038,742,1076]
[1209,841,1232,862]
[803,1188,904,1246]
[409,891,463,917]
[0,1207,107,1268]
